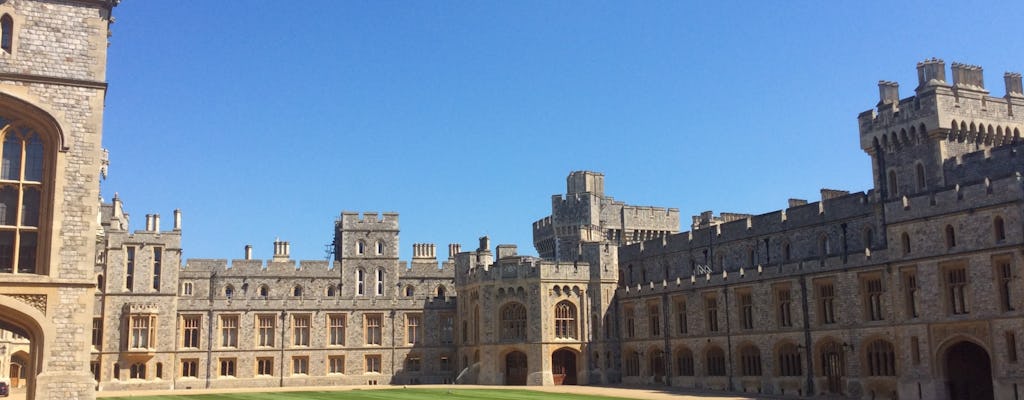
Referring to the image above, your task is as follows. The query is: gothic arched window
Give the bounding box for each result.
[0,116,49,275]
[499,302,527,341]
[554,301,577,339]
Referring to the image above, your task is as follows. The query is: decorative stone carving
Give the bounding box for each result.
[5,294,47,314]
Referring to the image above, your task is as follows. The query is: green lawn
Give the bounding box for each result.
[104,388,632,400]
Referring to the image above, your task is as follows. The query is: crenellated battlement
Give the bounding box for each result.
[942,142,1024,184]
[338,211,400,230]
[181,258,340,275]
[885,167,1024,223]
[859,58,1024,156]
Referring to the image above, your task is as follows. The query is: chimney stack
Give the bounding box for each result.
[153,214,160,232]
[272,238,290,261]
[173,209,181,231]
[145,214,153,231]
[952,62,987,92]
[916,58,947,92]
[244,244,253,260]
[877,81,899,111]
[1006,72,1023,98]
[448,243,461,259]
[478,236,490,252]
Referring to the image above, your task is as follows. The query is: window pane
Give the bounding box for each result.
[24,134,42,182]
[0,185,16,225]
[21,187,39,227]
[1,134,20,180]
[0,230,12,272]
[18,231,36,273]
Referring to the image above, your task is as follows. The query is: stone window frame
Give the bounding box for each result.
[994,215,1007,242]
[365,354,382,374]
[129,362,146,380]
[327,313,346,346]
[256,314,275,347]
[181,359,198,378]
[91,317,102,349]
[256,357,274,376]
[994,254,1015,312]
[774,283,793,328]
[220,314,239,348]
[859,271,885,322]
[406,313,421,344]
[704,293,719,333]
[705,345,726,376]
[439,313,454,345]
[672,296,687,336]
[291,356,309,375]
[219,358,236,377]
[125,246,135,290]
[355,269,365,295]
[180,281,193,296]
[405,354,421,372]
[181,315,201,349]
[292,314,311,347]
[777,342,802,376]
[675,347,694,376]
[901,267,919,319]
[737,344,762,376]
[375,268,385,296]
[944,225,957,248]
[554,300,577,340]
[0,13,15,54]
[864,339,896,376]
[499,301,528,342]
[129,314,157,350]
[328,355,345,374]
[942,261,970,315]
[623,303,636,338]
[814,278,837,325]
[365,313,383,345]
[646,301,661,337]
[736,288,754,330]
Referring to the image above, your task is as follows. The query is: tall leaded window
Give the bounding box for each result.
[292,315,310,346]
[329,314,346,346]
[406,314,421,344]
[220,315,238,347]
[866,340,896,376]
[554,301,576,339]
[257,315,275,347]
[0,14,12,53]
[500,302,527,341]
[152,247,162,290]
[0,118,45,274]
[739,292,753,330]
[706,346,726,376]
[865,277,884,321]
[947,267,969,314]
[676,348,694,376]
[375,268,384,295]
[818,282,836,324]
[130,315,156,349]
[648,303,661,337]
[182,316,200,348]
[777,288,793,327]
[125,246,135,290]
[356,269,365,295]
[739,345,762,376]
[365,314,382,345]
[778,343,802,376]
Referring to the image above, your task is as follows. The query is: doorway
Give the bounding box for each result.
[820,341,845,395]
[945,341,993,400]
[505,351,527,385]
[551,349,577,385]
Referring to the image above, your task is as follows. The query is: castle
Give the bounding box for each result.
[1,2,1024,400]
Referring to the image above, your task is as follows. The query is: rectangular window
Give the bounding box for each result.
[406,355,421,372]
[328,314,346,346]
[293,315,310,346]
[675,300,687,335]
[256,357,274,376]
[220,358,236,377]
[257,315,275,347]
[181,359,198,378]
[998,260,1015,312]
[182,316,201,348]
[126,246,135,291]
[407,314,421,344]
[911,336,920,365]
[865,277,884,321]
[705,296,719,332]
[365,354,382,373]
[818,282,836,325]
[440,314,454,344]
[329,356,345,374]
[365,314,382,345]
[777,288,793,328]
[648,304,660,337]
[947,267,969,314]
[440,355,452,372]
[152,247,162,290]
[92,318,102,349]
[375,269,384,296]
[292,356,308,375]
[904,271,919,318]
[1008,332,1018,363]
[220,315,238,348]
[739,292,753,330]
[130,315,155,349]
[625,306,635,338]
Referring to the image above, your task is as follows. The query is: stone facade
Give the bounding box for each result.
[0,1,116,399]
[616,60,1024,400]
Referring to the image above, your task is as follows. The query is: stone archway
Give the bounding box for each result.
[505,351,528,385]
[818,340,845,395]
[0,300,48,400]
[648,349,665,383]
[551,348,577,385]
[945,341,993,400]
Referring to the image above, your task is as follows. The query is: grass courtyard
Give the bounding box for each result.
[102,388,633,400]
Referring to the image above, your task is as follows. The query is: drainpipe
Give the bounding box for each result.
[661,292,672,386]
[724,283,734,392]
[205,272,216,389]
[279,310,286,387]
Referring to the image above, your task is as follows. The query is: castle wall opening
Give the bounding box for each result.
[552,348,577,385]
[945,341,993,400]
[505,351,527,385]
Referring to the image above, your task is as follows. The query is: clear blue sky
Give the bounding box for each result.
[101,1,1024,262]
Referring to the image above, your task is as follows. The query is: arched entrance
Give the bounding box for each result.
[505,351,527,385]
[819,341,845,395]
[551,349,577,385]
[0,300,48,400]
[648,349,665,383]
[945,341,993,400]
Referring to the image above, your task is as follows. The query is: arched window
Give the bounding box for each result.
[866,340,896,376]
[888,170,898,196]
[782,241,791,261]
[624,350,639,376]
[995,216,1006,241]
[554,301,577,339]
[436,285,446,298]
[819,234,831,257]
[130,362,146,379]
[499,302,527,341]
[375,268,384,295]
[945,225,956,248]
[292,285,302,297]
[706,346,726,376]
[901,233,911,254]
[739,345,762,376]
[258,285,269,298]
[778,343,802,376]
[156,362,163,379]
[0,14,12,54]
[863,227,874,250]
[0,116,49,274]
[404,285,414,297]
[181,281,193,296]
[97,274,104,292]
[326,285,336,297]
[113,364,120,380]
[356,240,365,255]
[356,269,365,295]
[375,241,383,255]
[676,347,694,376]
[224,285,234,298]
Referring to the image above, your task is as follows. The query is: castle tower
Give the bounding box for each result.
[859,58,1024,200]
[334,212,400,297]
[0,1,118,399]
